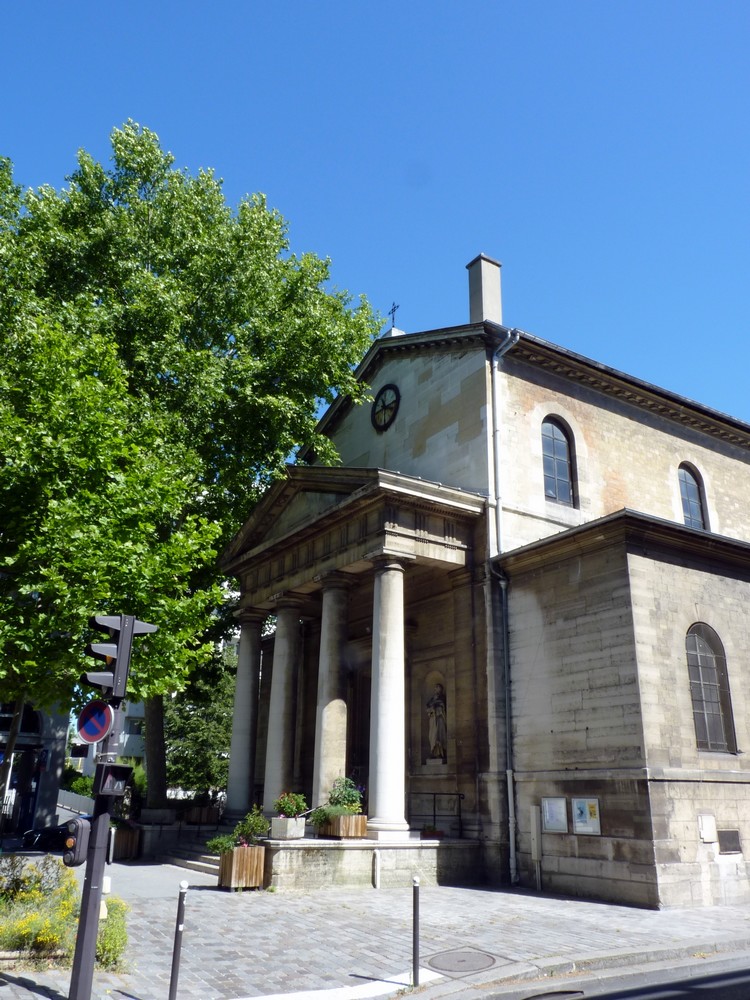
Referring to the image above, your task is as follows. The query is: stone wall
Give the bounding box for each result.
[510,543,642,773]
[650,779,750,906]
[506,524,750,907]
[264,839,484,891]
[329,345,492,494]
[629,549,750,905]
[499,355,750,552]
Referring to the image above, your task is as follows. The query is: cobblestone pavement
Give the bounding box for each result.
[3,859,750,1000]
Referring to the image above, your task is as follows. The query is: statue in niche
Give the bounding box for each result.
[426,683,447,761]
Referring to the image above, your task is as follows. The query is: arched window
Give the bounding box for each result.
[542,418,575,506]
[678,464,708,530]
[686,623,736,753]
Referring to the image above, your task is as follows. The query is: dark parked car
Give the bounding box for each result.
[22,816,92,851]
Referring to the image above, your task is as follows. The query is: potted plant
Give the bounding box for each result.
[311,777,367,838]
[206,805,269,889]
[271,791,308,840]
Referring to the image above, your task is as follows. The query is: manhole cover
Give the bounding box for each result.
[427,948,497,974]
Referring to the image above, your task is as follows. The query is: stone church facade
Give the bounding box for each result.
[223,255,750,907]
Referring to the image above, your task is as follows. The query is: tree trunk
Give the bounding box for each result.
[144,694,168,808]
[0,696,25,805]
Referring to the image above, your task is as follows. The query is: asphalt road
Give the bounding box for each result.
[485,951,750,999]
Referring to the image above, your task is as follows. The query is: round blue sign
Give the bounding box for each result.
[77,700,114,744]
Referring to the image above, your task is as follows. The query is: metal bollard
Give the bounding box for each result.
[412,875,420,987]
[168,880,189,1000]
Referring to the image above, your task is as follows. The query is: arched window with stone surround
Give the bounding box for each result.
[542,417,576,507]
[686,623,736,753]
[678,463,708,530]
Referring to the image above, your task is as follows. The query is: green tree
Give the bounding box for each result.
[0,312,222,793]
[0,124,378,802]
[163,648,237,800]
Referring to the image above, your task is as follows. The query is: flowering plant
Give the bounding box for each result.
[272,791,308,818]
[206,804,269,854]
[327,776,364,814]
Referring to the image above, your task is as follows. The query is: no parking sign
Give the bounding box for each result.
[77,700,114,744]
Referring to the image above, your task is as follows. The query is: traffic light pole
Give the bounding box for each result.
[69,612,157,1000]
[67,708,121,1000]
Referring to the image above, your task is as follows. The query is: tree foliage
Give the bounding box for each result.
[163,651,236,798]
[0,123,378,727]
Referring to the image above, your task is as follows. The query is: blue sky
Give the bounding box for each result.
[3,2,749,421]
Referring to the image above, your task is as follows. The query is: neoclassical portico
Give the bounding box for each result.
[222,467,487,836]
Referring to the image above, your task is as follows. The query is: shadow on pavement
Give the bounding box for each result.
[0,973,67,1000]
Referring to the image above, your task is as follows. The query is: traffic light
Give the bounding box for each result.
[82,614,157,701]
[62,818,90,867]
[93,763,132,797]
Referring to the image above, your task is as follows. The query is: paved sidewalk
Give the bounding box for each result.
[3,859,750,1000]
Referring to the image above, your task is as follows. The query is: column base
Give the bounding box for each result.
[366,820,418,842]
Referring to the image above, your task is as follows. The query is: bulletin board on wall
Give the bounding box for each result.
[541,796,568,833]
[541,796,602,835]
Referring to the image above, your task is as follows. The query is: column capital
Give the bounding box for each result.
[368,553,415,574]
[269,592,306,612]
[313,570,353,590]
[234,607,267,627]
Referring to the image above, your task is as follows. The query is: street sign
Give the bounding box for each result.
[77,700,114,744]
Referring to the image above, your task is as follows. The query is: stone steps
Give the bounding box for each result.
[157,826,231,876]
[159,845,220,876]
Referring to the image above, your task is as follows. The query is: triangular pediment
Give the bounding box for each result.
[223,467,381,567]
[222,465,487,577]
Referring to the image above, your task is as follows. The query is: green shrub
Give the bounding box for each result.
[0,853,27,899]
[205,833,237,854]
[70,774,95,797]
[96,896,129,969]
[309,806,330,828]
[206,804,269,853]
[234,805,269,845]
[130,760,147,798]
[0,855,128,967]
[60,763,83,791]
[309,804,357,827]
[0,856,78,957]
[327,776,364,814]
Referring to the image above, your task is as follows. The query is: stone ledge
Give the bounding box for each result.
[264,839,483,891]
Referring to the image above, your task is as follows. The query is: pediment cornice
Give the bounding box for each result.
[512,334,750,450]
[222,466,486,578]
[310,321,750,457]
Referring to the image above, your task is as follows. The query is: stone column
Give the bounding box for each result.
[367,557,410,838]
[225,611,265,820]
[262,597,303,813]
[312,573,351,807]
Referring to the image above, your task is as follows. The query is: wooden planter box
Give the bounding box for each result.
[112,827,140,860]
[319,814,368,838]
[270,816,305,840]
[185,805,221,825]
[218,845,266,889]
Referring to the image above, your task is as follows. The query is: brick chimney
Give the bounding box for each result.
[466,254,502,325]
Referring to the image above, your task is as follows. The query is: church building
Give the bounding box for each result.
[222,255,750,907]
